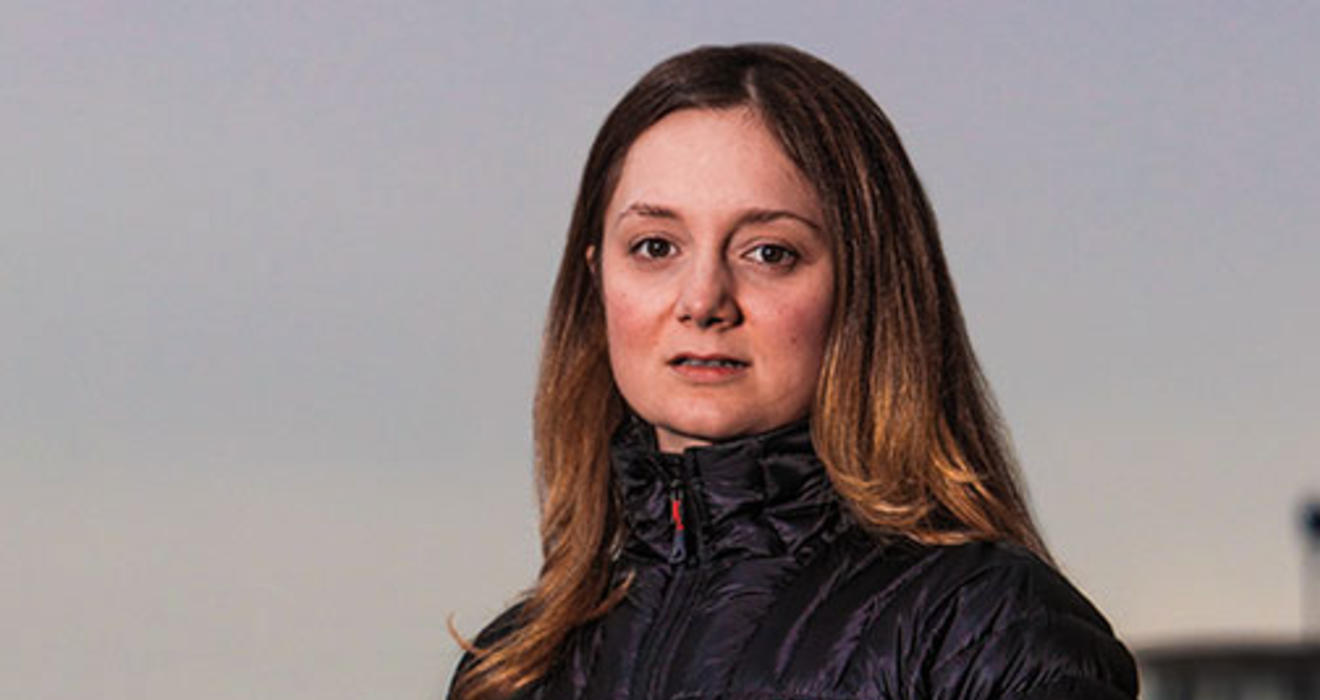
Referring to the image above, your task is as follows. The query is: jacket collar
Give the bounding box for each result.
[610,417,844,564]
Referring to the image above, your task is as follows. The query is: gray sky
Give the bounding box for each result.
[3,3,1318,698]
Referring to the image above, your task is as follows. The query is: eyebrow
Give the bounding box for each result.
[614,201,822,233]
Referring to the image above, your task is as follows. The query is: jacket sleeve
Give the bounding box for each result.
[919,545,1138,700]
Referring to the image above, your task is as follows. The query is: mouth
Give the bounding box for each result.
[668,354,750,370]
[665,351,749,377]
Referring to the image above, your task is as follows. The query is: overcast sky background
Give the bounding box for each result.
[3,3,1318,698]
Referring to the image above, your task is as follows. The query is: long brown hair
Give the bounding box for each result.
[450,43,1048,700]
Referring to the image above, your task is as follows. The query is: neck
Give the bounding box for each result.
[654,426,711,453]
[651,418,813,454]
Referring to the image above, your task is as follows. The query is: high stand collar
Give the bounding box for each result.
[609,418,845,565]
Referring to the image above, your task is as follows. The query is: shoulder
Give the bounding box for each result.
[913,540,1108,626]
[447,602,526,696]
[905,541,1138,699]
[471,601,527,648]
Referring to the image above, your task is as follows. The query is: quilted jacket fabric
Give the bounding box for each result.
[453,420,1137,699]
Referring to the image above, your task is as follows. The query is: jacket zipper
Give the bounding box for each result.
[631,456,704,699]
[668,479,687,564]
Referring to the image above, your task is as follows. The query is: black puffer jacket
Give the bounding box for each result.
[454,421,1137,699]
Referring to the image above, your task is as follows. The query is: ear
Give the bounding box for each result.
[585,245,600,285]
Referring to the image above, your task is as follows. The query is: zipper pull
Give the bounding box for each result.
[668,479,687,564]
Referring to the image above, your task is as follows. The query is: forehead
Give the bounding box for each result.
[606,107,821,224]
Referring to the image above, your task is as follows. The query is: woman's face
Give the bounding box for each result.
[597,107,834,453]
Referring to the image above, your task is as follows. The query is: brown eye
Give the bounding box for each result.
[748,244,797,266]
[633,238,674,259]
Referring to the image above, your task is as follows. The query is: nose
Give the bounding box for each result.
[676,257,741,329]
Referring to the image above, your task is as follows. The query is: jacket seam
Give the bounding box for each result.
[929,609,1055,675]
[675,686,860,692]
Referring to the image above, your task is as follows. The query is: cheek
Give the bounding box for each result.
[601,283,661,379]
[782,311,831,373]
[799,279,836,352]
[780,303,832,407]
[603,287,648,341]
[757,289,834,364]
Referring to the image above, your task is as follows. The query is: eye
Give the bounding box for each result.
[631,237,675,260]
[746,243,798,266]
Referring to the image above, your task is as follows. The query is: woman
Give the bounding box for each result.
[450,43,1137,699]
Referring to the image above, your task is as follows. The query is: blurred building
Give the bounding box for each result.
[1138,641,1320,700]
[1137,501,1320,699]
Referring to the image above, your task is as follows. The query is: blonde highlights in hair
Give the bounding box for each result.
[450,43,1046,700]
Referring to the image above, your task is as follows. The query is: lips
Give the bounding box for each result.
[668,353,749,368]
[667,353,750,383]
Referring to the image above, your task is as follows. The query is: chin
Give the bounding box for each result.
[652,409,762,449]
[635,394,803,450]
[668,419,745,443]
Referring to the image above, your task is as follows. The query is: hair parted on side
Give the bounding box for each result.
[450,42,1049,700]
